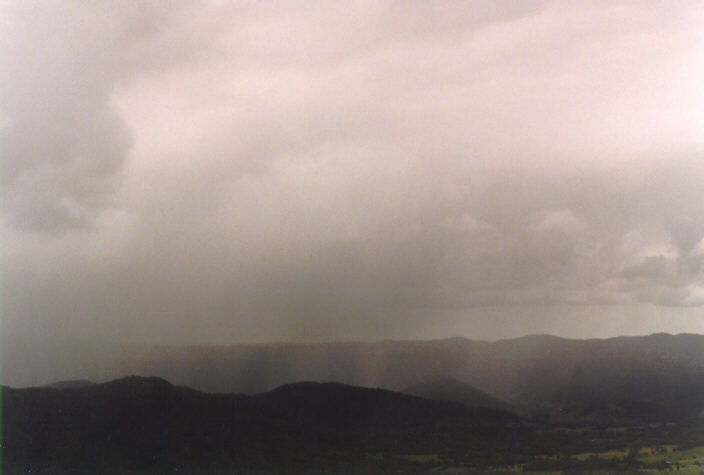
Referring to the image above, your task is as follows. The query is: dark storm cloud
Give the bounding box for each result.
[2,1,704,344]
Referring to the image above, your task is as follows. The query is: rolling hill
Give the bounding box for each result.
[4,333,704,423]
[2,376,522,472]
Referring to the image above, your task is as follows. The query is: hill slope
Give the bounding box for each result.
[4,333,704,422]
[402,377,515,413]
[2,377,521,472]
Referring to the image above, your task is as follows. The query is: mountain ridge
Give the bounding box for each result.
[4,332,703,425]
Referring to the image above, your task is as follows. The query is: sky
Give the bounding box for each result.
[2,0,704,345]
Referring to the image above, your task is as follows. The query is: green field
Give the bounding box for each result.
[637,445,704,473]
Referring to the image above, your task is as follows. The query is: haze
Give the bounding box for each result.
[2,0,704,345]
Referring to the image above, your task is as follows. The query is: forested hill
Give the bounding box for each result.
[2,376,521,472]
[5,334,703,417]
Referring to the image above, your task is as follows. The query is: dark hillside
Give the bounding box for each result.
[402,377,516,413]
[4,333,704,425]
[2,377,522,472]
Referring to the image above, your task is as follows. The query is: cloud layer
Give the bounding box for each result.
[2,1,704,343]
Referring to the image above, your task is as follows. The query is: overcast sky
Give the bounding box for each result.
[2,0,704,344]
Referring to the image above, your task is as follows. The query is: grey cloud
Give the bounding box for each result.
[3,1,704,344]
[1,2,129,232]
[0,0,225,233]
[623,252,704,307]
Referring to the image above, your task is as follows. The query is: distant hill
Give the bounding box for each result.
[4,333,704,423]
[402,377,516,413]
[2,376,522,472]
[44,379,94,389]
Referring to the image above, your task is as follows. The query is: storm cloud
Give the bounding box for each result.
[2,0,704,344]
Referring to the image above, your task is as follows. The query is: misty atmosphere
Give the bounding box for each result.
[2,0,704,472]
